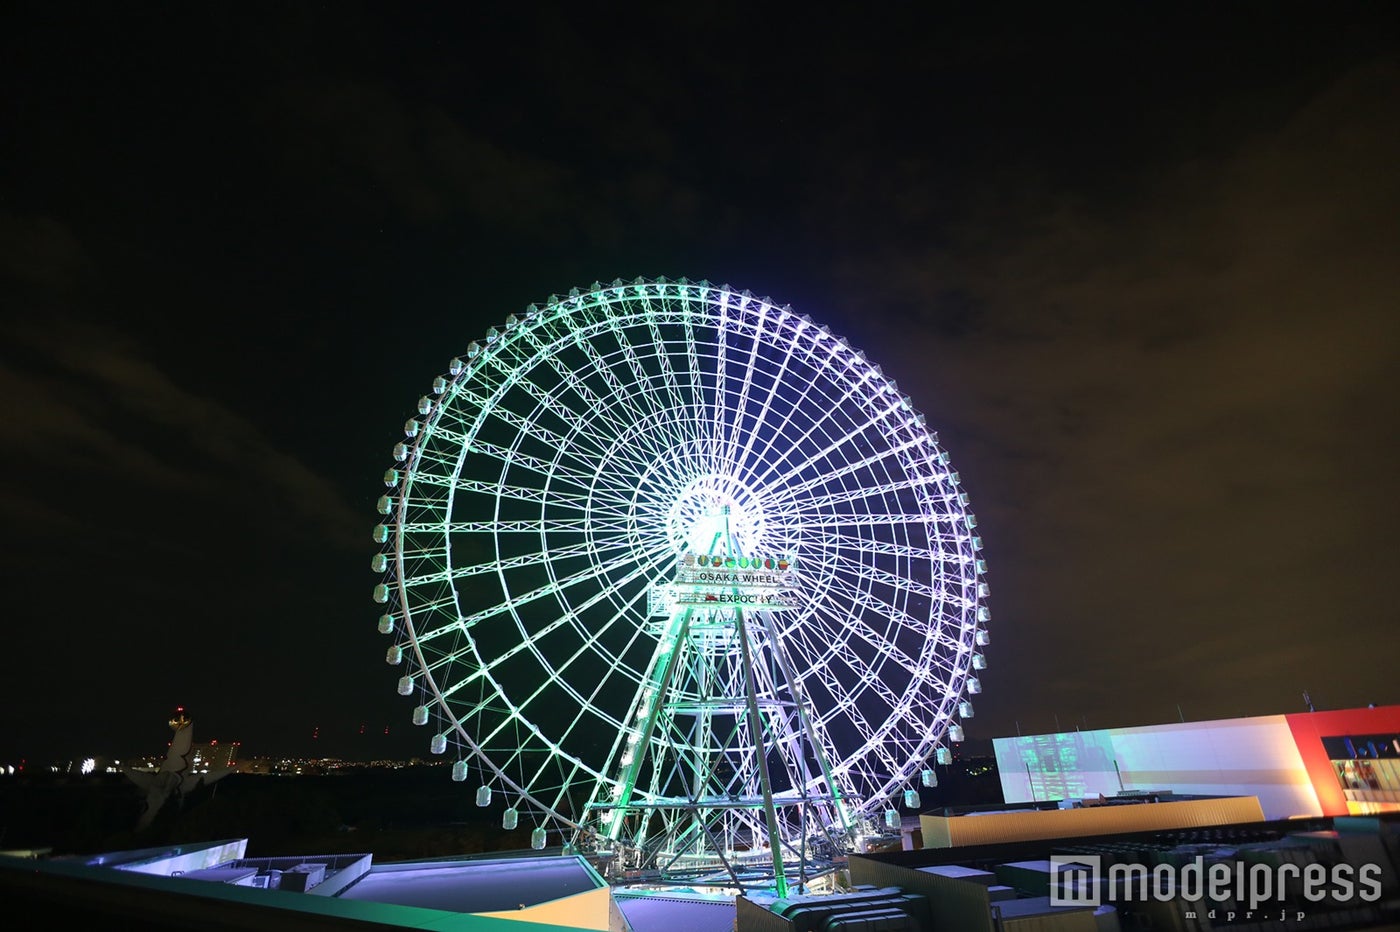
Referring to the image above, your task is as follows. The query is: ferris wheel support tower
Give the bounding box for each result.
[587,507,852,893]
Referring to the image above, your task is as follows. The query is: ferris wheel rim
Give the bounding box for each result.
[376,278,989,840]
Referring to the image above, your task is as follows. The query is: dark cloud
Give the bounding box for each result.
[2,309,364,551]
[0,212,88,290]
[262,79,575,226]
[1,5,1395,764]
[836,59,1400,729]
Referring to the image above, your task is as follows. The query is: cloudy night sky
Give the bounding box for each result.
[2,5,1397,765]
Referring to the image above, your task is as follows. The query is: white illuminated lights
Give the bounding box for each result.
[372,278,990,880]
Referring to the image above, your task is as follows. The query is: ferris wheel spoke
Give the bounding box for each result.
[775,625,894,730]
[681,310,723,476]
[543,630,657,785]
[709,293,741,473]
[431,549,666,700]
[401,538,598,589]
[396,590,459,620]
[471,340,670,471]
[512,320,662,448]
[637,296,701,438]
[571,512,635,536]
[501,753,581,812]
[469,702,581,778]
[786,511,958,531]
[399,518,591,534]
[781,429,918,516]
[449,547,651,631]
[471,439,620,500]
[551,317,679,451]
[738,360,875,492]
[739,370,807,490]
[781,467,946,515]
[728,311,815,487]
[817,563,964,654]
[799,596,921,699]
[606,318,695,455]
[562,316,693,456]
[821,551,941,604]
[768,420,922,510]
[820,529,938,563]
[711,302,773,480]
[427,477,596,510]
[513,557,670,736]
[794,647,898,778]
[582,500,644,534]
[631,454,701,510]
[433,388,610,468]
[799,666,909,785]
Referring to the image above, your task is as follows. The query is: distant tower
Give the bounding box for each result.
[124,707,233,831]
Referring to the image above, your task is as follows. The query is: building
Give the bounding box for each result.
[992,705,1400,820]
[5,704,1398,930]
[7,812,1397,931]
[2,839,637,931]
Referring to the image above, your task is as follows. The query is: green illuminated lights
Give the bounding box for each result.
[373,278,990,887]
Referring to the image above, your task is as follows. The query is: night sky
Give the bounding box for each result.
[3,5,1397,766]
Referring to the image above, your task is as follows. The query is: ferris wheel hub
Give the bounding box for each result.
[667,473,765,555]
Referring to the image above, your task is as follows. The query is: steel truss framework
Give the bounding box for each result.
[373,277,990,892]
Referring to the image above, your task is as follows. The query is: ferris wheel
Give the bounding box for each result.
[373,277,990,887]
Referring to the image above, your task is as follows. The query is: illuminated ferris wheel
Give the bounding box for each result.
[373,277,990,889]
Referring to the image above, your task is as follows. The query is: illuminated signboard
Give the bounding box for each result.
[675,567,789,588]
[672,589,796,609]
[649,552,799,615]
